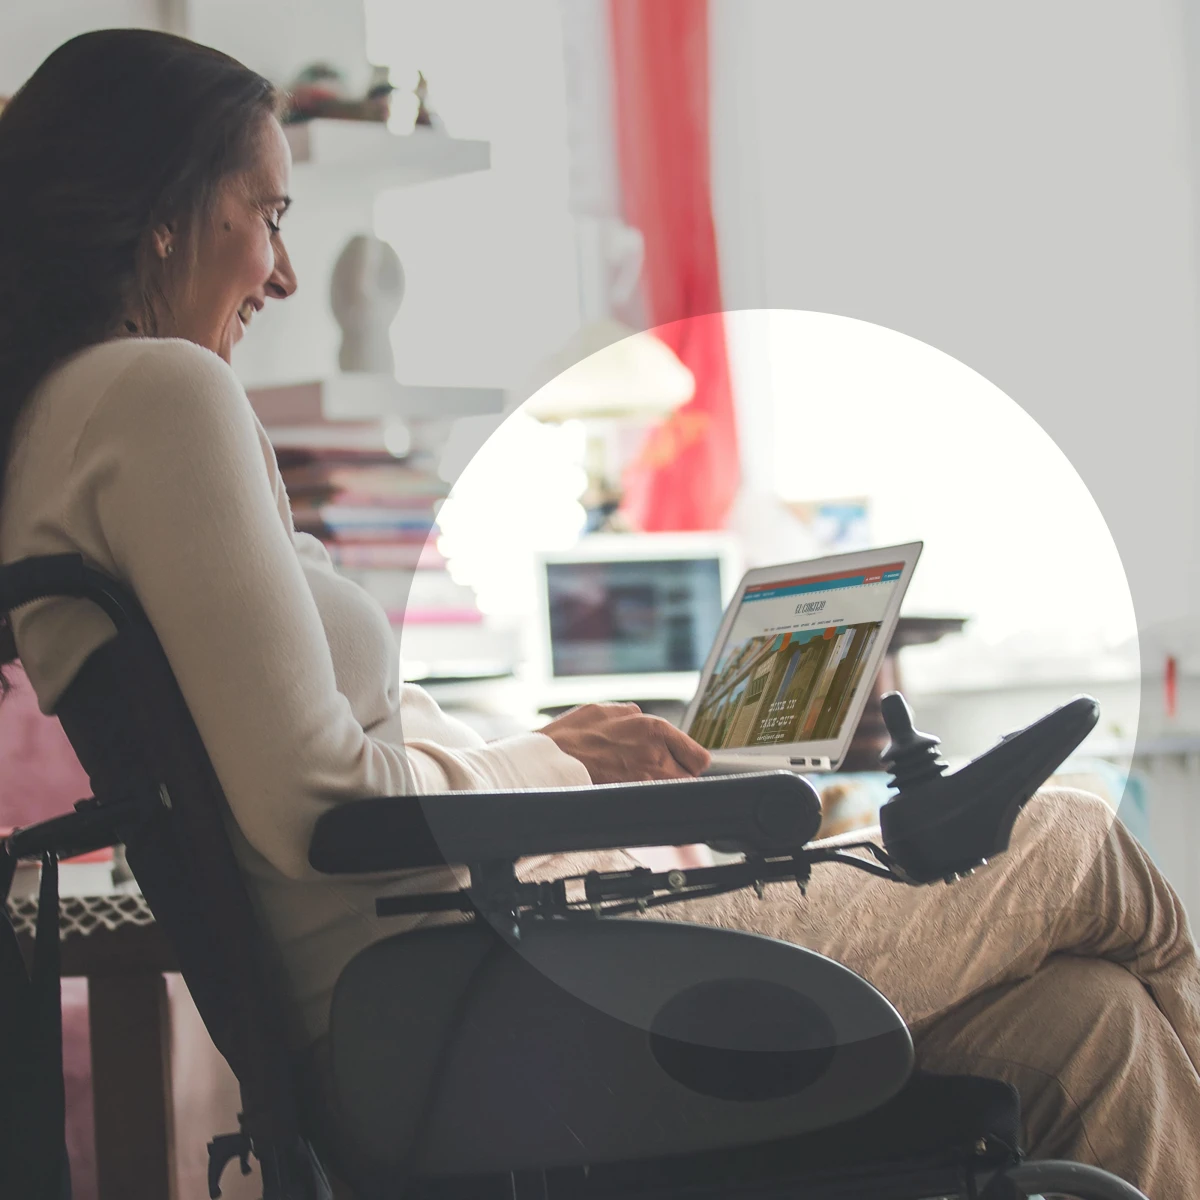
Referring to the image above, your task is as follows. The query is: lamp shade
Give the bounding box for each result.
[522,318,695,421]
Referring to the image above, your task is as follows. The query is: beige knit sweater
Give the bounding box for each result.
[0,337,590,1042]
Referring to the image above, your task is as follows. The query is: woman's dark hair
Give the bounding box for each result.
[0,29,286,695]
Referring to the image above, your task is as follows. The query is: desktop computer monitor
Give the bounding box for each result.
[528,534,740,709]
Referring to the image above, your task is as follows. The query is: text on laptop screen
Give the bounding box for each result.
[545,558,725,678]
[691,563,904,750]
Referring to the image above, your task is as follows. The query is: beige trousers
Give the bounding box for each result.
[533,789,1200,1198]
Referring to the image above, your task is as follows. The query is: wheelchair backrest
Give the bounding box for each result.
[0,555,315,1186]
[58,633,302,1132]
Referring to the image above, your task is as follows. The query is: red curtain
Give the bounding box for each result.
[609,0,741,531]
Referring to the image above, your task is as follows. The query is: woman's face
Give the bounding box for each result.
[161,115,298,363]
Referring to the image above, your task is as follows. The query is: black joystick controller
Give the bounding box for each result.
[878,691,1100,885]
[879,694,950,791]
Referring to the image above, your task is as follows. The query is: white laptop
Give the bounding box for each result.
[681,542,923,774]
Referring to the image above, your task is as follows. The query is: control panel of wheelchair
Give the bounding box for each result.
[353,690,1100,925]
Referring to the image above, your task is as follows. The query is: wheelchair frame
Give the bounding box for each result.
[0,554,1149,1200]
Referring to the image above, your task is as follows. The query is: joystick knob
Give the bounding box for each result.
[880,692,949,790]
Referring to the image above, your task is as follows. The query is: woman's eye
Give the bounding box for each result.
[266,219,281,234]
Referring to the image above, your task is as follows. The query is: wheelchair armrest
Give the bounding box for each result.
[4,796,150,863]
[308,771,822,874]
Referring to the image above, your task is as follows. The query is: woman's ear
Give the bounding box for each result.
[150,222,176,261]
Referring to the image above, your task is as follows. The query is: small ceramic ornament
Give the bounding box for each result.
[329,233,406,374]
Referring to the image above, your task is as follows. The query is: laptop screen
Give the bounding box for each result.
[545,557,726,678]
[689,561,905,750]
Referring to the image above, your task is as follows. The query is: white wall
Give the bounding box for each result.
[710,0,1200,646]
[184,0,371,93]
[0,1,163,93]
[0,0,372,100]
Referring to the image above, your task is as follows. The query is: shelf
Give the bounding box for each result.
[248,376,506,424]
[284,120,490,189]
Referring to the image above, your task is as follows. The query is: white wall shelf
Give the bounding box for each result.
[248,375,505,424]
[284,120,490,190]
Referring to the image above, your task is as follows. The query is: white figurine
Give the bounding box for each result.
[329,233,406,374]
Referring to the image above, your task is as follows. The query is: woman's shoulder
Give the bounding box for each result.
[49,334,230,380]
[66,336,239,398]
[46,337,251,439]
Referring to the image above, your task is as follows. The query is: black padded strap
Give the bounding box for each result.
[0,848,28,1102]
[0,852,71,1199]
[31,855,69,1198]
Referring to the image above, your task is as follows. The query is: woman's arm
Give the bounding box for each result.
[69,339,586,878]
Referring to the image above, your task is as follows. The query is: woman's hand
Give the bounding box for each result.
[540,702,712,784]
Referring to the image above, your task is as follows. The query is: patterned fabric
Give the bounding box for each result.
[5,893,154,941]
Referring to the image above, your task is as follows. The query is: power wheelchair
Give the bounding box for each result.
[0,554,1151,1200]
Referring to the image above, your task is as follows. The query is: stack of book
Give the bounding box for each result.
[266,421,484,628]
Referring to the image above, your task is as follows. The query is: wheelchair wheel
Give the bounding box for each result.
[998,1159,1149,1199]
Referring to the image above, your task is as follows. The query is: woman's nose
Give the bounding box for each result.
[266,241,298,300]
